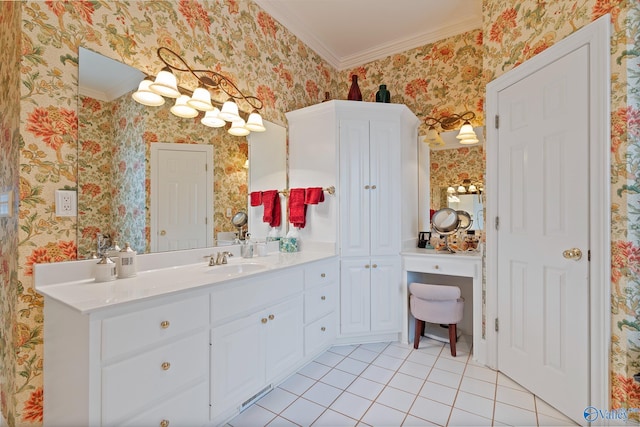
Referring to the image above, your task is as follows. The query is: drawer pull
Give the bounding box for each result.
[321,326,326,332]
[365,264,370,269]
[321,273,326,278]
[372,264,377,268]
[434,265,439,270]
[268,314,275,320]
[160,420,170,427]
[160,320,170,329]
[261,318,268,324]
[161,362,171,371]
[371,185,377,190]
[321,296,326,301]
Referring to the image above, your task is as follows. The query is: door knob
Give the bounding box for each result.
[160,230,167,236]
[563,248,582,260]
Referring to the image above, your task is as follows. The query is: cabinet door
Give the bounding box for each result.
[265,296,303,382]
[339,119,370,257]
[340,258,371,335]
[369,120,401,256]
[211,314,264,415]
[370,256,401,332]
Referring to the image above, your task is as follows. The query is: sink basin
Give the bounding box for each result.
[206,262,269,277]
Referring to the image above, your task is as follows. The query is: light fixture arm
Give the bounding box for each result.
[424,111,475,131]
[156,47,263,112]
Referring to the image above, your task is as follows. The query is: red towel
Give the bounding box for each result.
[289,188,307,228]
[250,191,262,207]
[262,190,281,227]
[305,187,325,205]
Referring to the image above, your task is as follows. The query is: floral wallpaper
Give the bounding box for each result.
[482,0,640,417]
[430,146,485,211]
[1,0,638,425]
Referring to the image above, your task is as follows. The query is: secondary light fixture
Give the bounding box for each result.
[132,47,266,135]
[423,111,480,147]
[448,179,483,198]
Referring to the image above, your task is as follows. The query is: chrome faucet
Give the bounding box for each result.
[205,251,233,266]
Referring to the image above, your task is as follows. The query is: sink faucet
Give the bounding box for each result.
[205,251,233,266]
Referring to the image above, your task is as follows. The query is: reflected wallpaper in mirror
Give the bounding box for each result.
[77,48,249,258]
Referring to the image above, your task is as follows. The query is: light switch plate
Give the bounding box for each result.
[0,191,12,217]
[55,190,77,217]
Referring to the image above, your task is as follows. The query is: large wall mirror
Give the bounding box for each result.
[77,48,286,258]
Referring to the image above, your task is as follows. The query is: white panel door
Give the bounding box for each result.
[151,144,213,252]
[339,120,370,257]
[369,121,401,256]
[370,256,401,332]
[340,259,371,335]
[497,45,589,419]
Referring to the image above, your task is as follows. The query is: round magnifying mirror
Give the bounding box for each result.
[231,211,248,227]
[431,208,460,234]
[456,210,473,232]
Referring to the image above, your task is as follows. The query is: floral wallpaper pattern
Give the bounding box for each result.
[0,0,638,425]
[430,146,485,211]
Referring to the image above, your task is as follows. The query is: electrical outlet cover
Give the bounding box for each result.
[55,190,77,217]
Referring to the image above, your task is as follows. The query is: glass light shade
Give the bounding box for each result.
[243,159,249,169]
[201,108,225,128]
[245,111,266,132]
[424,126,444,146]
[170,95,198,118]
[456,121,477,140]
[468,184,478,192]
[447,186,456,194]
[132,79,165,106]
[228,119,250,136]
[149,68,180,98]
[187,87,215,111]
[457,185,467,193]
[459,135,480,145]
[218,100,241,122]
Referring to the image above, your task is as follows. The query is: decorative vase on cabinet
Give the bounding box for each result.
[376,84,390,103]
[347,75,363,101]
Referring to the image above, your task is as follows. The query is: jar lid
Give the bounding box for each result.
[97,255,114,264]
[120,242,134,252]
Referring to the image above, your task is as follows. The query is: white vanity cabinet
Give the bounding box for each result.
[303,258,339,356]
[288,101,419,341]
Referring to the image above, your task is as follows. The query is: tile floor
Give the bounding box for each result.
[226,336,578,426]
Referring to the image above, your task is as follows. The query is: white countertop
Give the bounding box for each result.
[35,250,336,314]
[402,247,482,260]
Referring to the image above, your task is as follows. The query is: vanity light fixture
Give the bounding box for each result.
[423,111,479,147]
[449,179,483,196]
[132,47,266,135]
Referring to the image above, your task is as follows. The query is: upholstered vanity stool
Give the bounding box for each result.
[409,282,464,356]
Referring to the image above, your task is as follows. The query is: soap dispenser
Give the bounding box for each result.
[94,255,117,282]
[241,233,254,258]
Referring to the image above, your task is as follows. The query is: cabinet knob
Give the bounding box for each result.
[268,314,275,320]
[320,273,326,278]
[321,295,326,301]
[321,326,326,332]
[160,320,170,329]
[161,362,171,371]
[365,264,370,269]
[261,318,268,324]
[364,185,370,189]
[372,264,377,268]
[434,265,439,270]
[160,230,167,236]
[371,185,377,189]
[160,420,170,427]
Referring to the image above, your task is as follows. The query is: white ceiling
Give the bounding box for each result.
[254,0,483,70]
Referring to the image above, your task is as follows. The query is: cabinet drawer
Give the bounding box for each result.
[102,331,209,426]
[304,259,339,289]
[404,256,478,278]
[102,295,208,361]
[304,312,336,357]
[120,381,208,427]
[211,269,303,324]
[304,282,338,323]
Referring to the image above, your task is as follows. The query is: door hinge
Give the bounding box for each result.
[495,216,499,230]
[205,217,208,225]
[495,318,499,332]
[495,115,499,129]
[588,249,591,261]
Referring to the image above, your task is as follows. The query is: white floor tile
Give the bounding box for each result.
[433,357,467,375]
[459,376,496,399]
[330,392,373,420]
[336,357,369,376]
[376,387,417,412]
[419,380,458,406]
[463,364,497,384]
[409,396,452,426]
[346,377,386,401]
[537,412,578,426]
[372,353,405,371]
[359,341,391,353]
[493,401,538,426]
[360,364,396,384]
[448,407,493,426]
[278,373,316,396]
[495,384,535,411]
[382,344,412,360]
[302,381,343,407]
[299,361,332,380]
[279,398,325,426]
[314,350,345,367]
[330,345,358,356]
[312,409,358,426]
[361,402,407,426]
[228,404,277,426]
[427,367,462,389]
[402,414,439,426]
[349,347,380,363]
[496,372,527,391]
[535,395,576,423]
[453,390,495,420]
[257,388,298,414]
[388,372,425,395]
[406,350,438,367]
[320,368,357,390]
[398,360,431,380]
[267,415,300,426]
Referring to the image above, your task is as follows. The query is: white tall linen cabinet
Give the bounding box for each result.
[287,100,420,342]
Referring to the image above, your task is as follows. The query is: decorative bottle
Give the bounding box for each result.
[117,242,137,278]
[347,75,362,101]
[376,84,390,103]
